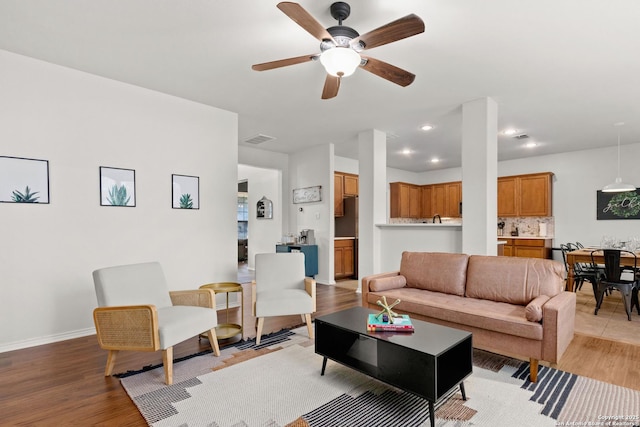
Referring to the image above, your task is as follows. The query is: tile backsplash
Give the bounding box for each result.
[497,217,554,237]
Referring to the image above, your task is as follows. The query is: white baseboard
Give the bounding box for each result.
[0,327,96,353]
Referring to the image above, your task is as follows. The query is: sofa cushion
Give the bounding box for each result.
[400,252,469,296]
[465,256,564,305]
[370,275,406,292]
[367,287,543,341]
[525,295,551,322]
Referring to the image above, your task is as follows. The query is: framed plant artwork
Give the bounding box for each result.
[172,174,199,209]
[0,156,50,204]
[100,166,136,207]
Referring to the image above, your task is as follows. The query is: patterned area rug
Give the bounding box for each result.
[119,328,640,427]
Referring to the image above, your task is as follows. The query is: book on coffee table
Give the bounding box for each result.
[367,313,414,332]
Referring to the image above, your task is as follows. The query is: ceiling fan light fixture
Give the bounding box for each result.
[602,122,636,193]
[320,47,361,77]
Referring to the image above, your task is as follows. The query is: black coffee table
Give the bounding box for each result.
[315,307,472,427]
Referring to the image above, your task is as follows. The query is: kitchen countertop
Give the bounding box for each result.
[498,236,554,239]
[335,237,356,240]
[376,223,462,228]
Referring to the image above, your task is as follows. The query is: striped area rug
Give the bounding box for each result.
[119,328,640,427]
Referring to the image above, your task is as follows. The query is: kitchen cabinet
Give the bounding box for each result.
[500,238,552,259]
[498,172,553,217]
[334,173,344,217]
[430,181,462,218]
[335,239,355,279]
[342,173,358,196]
[421,185,432,218]
[335,172,359,217]
[390,182,422,218]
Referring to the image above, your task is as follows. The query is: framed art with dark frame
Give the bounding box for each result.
[100,166,136,207]
[0,156,50,204]
[172,174,199,209]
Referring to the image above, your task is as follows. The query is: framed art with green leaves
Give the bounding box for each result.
[596,189,640,220]
[100,166,136,207]
[172,174,199,209]
[0,156,50,204]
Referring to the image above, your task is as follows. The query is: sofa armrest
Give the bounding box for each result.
[305,277,317,312]
[93,305,160,351]
[361,271,400,306]
[541,291,576,363]
[170,289,216,308]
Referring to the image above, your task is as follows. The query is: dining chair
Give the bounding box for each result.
[592,249,638,321]
[560,243,599,296]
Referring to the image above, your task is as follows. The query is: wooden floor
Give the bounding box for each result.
[1,282,639,426]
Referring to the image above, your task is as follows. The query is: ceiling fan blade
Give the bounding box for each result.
[252,54,317,71]
[321,75,340,99]
[277,2,335,43]
[360,56,415,87]
[351,14,425,50]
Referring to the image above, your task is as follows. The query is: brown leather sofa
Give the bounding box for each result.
[361,251,576,382]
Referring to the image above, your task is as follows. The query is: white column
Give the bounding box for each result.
[461,97,498,255]
[358,129,387,291]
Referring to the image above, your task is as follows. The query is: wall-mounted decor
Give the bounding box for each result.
[172,174,199,209]
[256,196,273,219]
[100,166,136,207]
[293,185,322,204]
[597,189,640,220]
[0,156,50,204]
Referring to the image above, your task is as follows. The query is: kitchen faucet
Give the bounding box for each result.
[432,214,442,224]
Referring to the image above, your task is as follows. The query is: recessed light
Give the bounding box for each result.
[525,142,537,148]
[430,158,440,163]
[503,128,518,136]
[421,124,433,131]
[401,148,411,155]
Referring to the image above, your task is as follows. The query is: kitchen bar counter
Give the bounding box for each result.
[376,223,462,228]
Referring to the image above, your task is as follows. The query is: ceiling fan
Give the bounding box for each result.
[252,2,425,99]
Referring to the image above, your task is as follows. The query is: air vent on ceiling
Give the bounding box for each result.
[244,134,276,145]
[512,134,529,140]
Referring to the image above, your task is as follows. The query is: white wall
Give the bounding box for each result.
[0,50,238,352]
[237,165,282,270]
[290,144,333,284]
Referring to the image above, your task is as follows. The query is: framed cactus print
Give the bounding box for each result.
[100,166,136,207]
[172,174,199,209]
[0,156,50,204]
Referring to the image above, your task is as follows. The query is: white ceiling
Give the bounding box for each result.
[2,0,640,172]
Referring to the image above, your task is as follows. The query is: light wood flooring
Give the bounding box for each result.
[1,266,639,426]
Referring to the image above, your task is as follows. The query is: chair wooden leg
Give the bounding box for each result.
[256,317,264,346]
[305,313,314,339]
[163,347,173,385]
[104,350,119,377]
[207,328,221,356]
[529,358,538,383]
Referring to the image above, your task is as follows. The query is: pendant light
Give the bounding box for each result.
[602,122,636,193]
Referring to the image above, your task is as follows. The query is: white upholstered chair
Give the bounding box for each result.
[252,252,316,345]
[92,262,220,385]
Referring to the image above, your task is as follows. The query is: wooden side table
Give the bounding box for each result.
[199,282,244,340]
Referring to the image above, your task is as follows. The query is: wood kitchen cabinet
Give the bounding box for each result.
[421,185,432,218]
[430,181,462,218]
[500,238,552,259]
[334,173,344,217]
[342,173,358,196]
[335,239,355,279]
[498,172,553,217]
[390,182,422,218]
[335,172,359,217]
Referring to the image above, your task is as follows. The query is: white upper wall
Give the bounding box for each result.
[0,50,238,351]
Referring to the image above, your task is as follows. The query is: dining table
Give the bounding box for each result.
[565,248,640,291]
